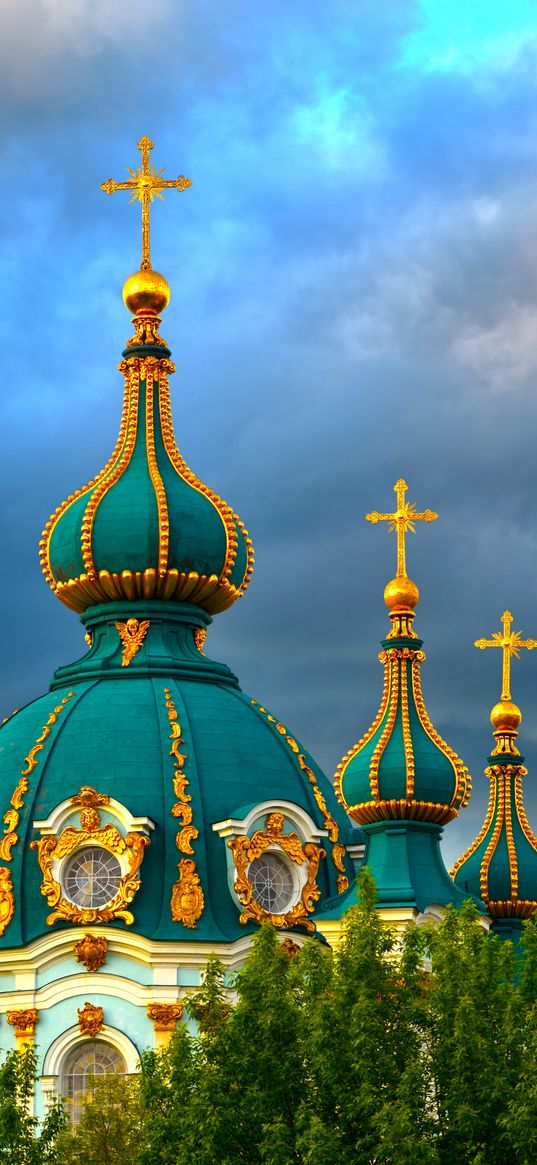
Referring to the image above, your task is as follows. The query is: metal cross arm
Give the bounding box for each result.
[101,136,191,271]
[475,610,537,702]
[365,478,438,579]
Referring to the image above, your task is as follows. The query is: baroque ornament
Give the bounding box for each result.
[6,1009,39,1039]
[78,1001,104,1037]
[74,934,109,972]
[31,785,149,926]
[228,811,324,933]
[116,617,150,666]
[164,688,204,927]
[147,1003,183,1031]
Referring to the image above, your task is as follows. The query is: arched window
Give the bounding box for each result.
[62,1040,126,1124]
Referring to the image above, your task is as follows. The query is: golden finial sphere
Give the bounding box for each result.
[384,577,420,611]
[122,269,171,315]
[490,700,522,731]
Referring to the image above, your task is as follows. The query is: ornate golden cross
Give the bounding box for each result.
[365,479,438,578]
[101,136,191,271]
[475,611,537,701]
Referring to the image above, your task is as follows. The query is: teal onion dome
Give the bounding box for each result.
[39,278,254,617]
[335,594,470,827]
[334,486,475,913]
[452,697,537,921]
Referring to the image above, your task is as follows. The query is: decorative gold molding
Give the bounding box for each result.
[229,811,324,932]
[78,1001,104,1037]
[6,1008,39,1040]
[345,798,458,826]
[251,701,347,892]
[280,937,300,958]
[194,627,207,654]
[147,1003,183,1032]
[164,689,204,927]
[0,868,14,937]
[170,859,205,929]
[74,934,109,972]
[145,362,169,575]
[116,617,150,666]
[31,785,149,926]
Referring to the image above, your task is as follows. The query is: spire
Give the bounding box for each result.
[335,481,472,914]
[39,137,254,617]
[451,612,537,928]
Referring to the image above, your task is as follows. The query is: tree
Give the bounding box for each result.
[0,1045,65,1165]
[56,1073,142,1165]
[422,900,523,1165]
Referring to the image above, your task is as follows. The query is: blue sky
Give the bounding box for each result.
[2,0,537,865]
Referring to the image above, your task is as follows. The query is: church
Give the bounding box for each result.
[1,138,536,1123]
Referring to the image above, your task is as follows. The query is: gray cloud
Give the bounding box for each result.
[2,0,537,873]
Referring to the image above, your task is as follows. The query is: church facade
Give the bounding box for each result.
[1,138,536,1122]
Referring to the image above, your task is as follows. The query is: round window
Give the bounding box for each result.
[63,847,122,909]
[248,851,295,914]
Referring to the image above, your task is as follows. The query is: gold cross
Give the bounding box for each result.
[365,479,438,578]
[475,611,537,701]
[101,136,192,271]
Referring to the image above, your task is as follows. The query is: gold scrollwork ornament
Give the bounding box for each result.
[78,1002,104,1037]
[229,812,324,933]
[31,786,149,926]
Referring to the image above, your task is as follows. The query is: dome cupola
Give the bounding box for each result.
[451,611,537,932]
[335,480,473,913]
[40,136,253,616]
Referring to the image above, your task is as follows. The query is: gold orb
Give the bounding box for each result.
[490,700,522,731]
[122,269,171,316]
[384,577,420,611]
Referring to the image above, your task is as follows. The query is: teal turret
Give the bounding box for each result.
[452,611,537,937]
[335,480,474,913]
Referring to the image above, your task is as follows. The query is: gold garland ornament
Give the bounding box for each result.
[31,786,149,926]
[116,617,150,666]
[78,1001,104,1037]
[229,811,324,933]
[164,688,204,927]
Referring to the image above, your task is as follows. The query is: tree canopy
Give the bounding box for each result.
[6,870,537,1165]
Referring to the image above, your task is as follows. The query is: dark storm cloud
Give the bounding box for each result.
[2,0,537,869]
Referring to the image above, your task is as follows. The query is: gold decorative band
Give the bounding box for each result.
[347,798,459,826]
[52,567,242,615]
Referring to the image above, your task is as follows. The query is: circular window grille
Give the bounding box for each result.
[249,851,295,914]
[62,1040,125,1125]
[63,847,122,909]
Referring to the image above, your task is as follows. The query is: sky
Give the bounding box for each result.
[1,0,537,867]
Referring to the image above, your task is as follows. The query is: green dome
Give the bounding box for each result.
[40,353,254,616]
[0,602,353,947]
[452,753,537,919]
[336,633,470,827]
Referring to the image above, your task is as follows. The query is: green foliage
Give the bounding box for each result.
[8,875,537,1165]
[0,1045,65,1164]
[55,1073,142,1165]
